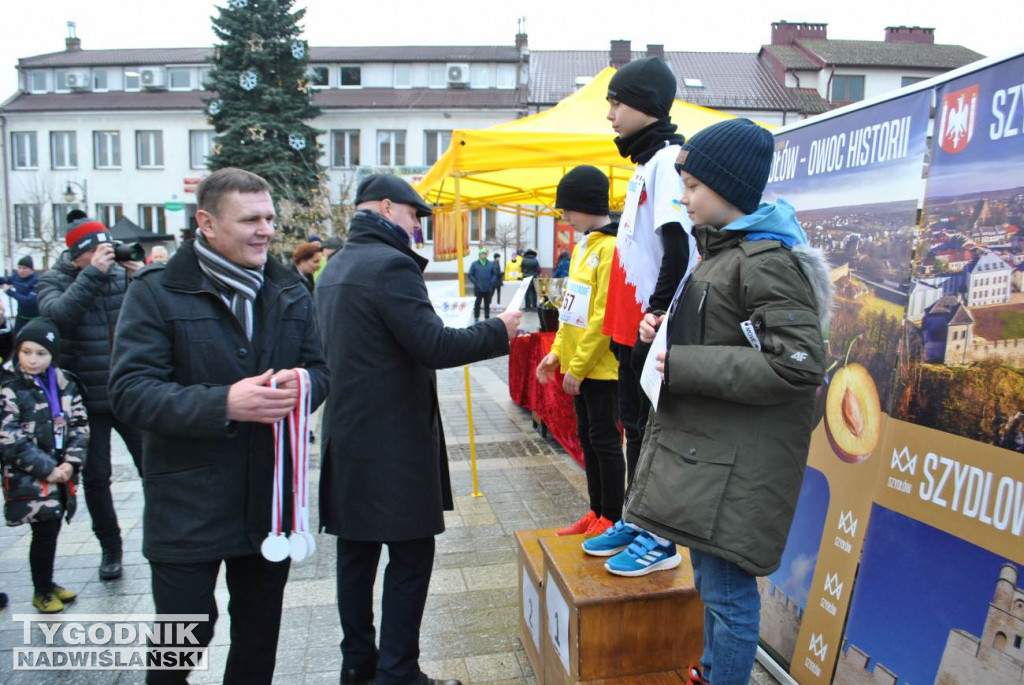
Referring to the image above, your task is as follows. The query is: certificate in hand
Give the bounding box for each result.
[640,320,668,411]
[504,276,534,313]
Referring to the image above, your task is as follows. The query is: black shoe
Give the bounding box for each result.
[341,667,375,685]
[99,549,122,580]
[421,677,461,685]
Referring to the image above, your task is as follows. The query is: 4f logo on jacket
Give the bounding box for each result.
[790,351,808,362]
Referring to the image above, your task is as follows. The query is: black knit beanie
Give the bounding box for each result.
[17,255,33,269]
[15,318,60,358]
[677,118,774,215]
[607,57,677,119]
[556,166,610,215]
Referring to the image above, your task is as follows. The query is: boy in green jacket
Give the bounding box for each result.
[625,118,833,684]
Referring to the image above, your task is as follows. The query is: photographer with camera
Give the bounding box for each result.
[37,218,144,582]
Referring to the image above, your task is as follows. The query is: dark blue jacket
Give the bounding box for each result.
[0,272,40,320]
[468,259,499,295]
[109,242,328,562]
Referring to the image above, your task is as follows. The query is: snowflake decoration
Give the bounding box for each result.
[288,134,307,151]
[291,42,306,60]
[239,71,258,91]
[228,0,248,8]
[207,99,222,116]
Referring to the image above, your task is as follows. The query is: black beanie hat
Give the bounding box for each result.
[17,255,33,269]
[677,118,775,215]
[15,318,60,358]
[556,166,610,216]
[607,57,677,119]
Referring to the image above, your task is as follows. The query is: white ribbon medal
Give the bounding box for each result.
[261,378,290,562]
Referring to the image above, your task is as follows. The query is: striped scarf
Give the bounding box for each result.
[193,233,265,340]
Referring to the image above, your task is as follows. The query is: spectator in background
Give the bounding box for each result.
[521,248,540,311]
[0,256,41,335]
[504,251,523,281]
[292,242,322,295]
[147,246,170,264]
[493,253,504,304]
[553,250,571,278]
[468,248,499,322]
[314,236,344,282]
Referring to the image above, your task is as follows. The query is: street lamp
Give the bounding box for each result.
[63,180,87,208]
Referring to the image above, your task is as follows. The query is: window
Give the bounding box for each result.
[168,68,191,89]
[96,203,123,228]
[470,207,497,242]
[125,69,141,90]
[377,130,405,166]
[199,67,213,90]
[189,130,216,169]
[424,130,452,166]
[55,71,70,91]
[93,69,108,91]
[470,64,489,89]
[11,132,38,169]
[138,204,166,233]
[428,64,446,89]
[331,130,360,167]
[30,71,47,93]
[497,65,516,89]
[50,131,77,169]
[901,76,927,88]
[93,131,121,168]
[831,75,865,103]
[394,64,411,88]
[14,205,41,241]
[136,130,164,168]
[423,215,434,241]
[1015,635,1022,649]
[683,77,705,88]
[53,204,81,234]
[307,66,329,87]
[340,66,361,87]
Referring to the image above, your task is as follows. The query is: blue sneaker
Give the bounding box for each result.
[604,533,681,577]
[582,519,642,557]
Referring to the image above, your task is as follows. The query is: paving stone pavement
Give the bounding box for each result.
[0,351,780,684]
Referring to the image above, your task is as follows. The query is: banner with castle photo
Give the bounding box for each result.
[835,52,1024,685]
[757,87,933,682]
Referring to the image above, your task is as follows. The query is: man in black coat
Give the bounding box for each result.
[316,175,521,685]
[37,218,145,581]
[110,168,328,685]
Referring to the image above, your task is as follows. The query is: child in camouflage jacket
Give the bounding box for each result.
[0,318,88,613]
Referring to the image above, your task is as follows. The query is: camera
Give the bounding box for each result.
[112,241,145,263]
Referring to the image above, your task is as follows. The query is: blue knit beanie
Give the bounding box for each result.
[676,118,774,215]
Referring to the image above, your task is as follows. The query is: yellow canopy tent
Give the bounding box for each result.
[415,67,750,215]
[416,67,765,497]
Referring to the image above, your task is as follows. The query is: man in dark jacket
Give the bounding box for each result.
[520,248,540,311]
[1,256,41,335]
[468,248,498,321]
[316,175,520,685]
[110,168,329,684]
[37,218,144,581]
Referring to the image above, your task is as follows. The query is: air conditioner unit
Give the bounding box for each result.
[140,67,167,90]
[446,63,470,87]
[65,71,90,91]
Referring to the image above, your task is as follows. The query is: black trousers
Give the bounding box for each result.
[147,553,291,685]
[495,284,502,304]
[336,536,435,685]
[524,285,538,311]
[473,292,493,320]
[83,412,143,551]
[574,379,624,521]
[29,518,62,594]
[612,343,651,484]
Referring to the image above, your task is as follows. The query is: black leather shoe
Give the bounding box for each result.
[98,549,122,580]
[426,679,462,685]
[341,667,375,685]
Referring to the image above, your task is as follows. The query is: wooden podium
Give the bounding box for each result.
[516,528,703,684]
[540,535,703,684]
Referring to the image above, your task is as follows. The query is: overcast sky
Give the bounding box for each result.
[2,0,1022,98]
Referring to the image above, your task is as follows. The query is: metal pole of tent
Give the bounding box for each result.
[454,174,483,498]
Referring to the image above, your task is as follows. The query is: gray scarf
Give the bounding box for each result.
[193,233,264,340]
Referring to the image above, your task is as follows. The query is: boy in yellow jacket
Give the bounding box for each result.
[536,166,621,536]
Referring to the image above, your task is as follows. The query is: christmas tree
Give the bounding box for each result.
[204,0,327,239]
